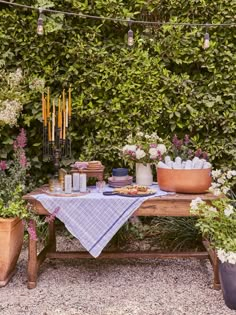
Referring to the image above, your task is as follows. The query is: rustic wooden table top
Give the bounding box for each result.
[23,186,218,217]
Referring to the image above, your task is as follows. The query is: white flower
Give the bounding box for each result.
[122,144,136,153]
[211,169,222,179]
[222,186,230,194]
[217,249,236,264]
[210,182,220,189]
[0,99,22,126]
[156,144,167,155]
[190,197,205,210]
[217,177,225,185]
[211,188,222,196]
[136,149,146,159]
[208,206,218,213]
[144,134,151,139]
[136,132,144,137]
[228,253,236,264]
[217,249,228,263]
[227,170,236,179]
[224,205,234,217]
[149,147,158,158]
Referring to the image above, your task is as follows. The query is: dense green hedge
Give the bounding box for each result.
[0,0,235,182]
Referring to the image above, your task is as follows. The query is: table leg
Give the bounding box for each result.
[48,220,56,252]
[27,220,38,289]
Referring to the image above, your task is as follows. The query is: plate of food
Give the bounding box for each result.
[103,185,156,197]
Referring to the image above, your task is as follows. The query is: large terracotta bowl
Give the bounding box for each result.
[157,168,212,194]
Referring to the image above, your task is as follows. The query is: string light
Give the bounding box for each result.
[127,20,134,47]
[37,9,44,35]
[203,24,210,49]
[203,32,210,49]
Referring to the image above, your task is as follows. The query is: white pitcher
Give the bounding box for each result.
[136,163,153,186]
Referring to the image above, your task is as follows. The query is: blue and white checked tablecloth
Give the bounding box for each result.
[33,184,168,258]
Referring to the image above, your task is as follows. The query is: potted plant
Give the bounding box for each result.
[121,130,167,185]
[190,169,236,309]
[0,128,31,286]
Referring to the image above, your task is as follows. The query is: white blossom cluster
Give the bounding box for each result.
[157,156,212,170]
[0,99,22,126]
[217,249,236,264]
[7,68,23,87]
[29,77,45,91]
[209,169,236,196]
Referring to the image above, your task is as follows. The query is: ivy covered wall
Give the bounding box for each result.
[0,0,235,180]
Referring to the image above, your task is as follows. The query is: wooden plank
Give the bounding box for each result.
[47,251,209,260]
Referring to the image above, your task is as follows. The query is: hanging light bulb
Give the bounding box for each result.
[203,32,210,49]
[127,20,134,47]
[37,9,44,35]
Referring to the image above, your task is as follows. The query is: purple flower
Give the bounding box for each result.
[19,151,27,168]
[45,207,60,223]
[0,160,7,171]
[27,220,38,241]
[150,143,157,148]
[184,134,190,145]
[172,135,183,149]
[14,128,27,150]
[202,151,208,160]
[195,148,202,158]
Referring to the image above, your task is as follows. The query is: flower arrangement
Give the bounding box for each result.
[121,131,167,164]
[190,169,236,264]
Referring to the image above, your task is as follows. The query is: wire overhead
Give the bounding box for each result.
[0,0,236,27]
[0,0,235,49]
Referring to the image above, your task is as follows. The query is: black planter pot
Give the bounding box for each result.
[219,261,236,310]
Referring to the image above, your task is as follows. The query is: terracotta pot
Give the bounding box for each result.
[0,217,24,287]
[157,168,211,193]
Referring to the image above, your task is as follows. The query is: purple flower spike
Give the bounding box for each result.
[0,160,7,171]
[184,134,190,145]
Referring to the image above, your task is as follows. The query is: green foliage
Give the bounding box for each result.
[0,0,235,182]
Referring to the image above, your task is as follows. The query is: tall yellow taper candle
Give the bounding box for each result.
[47,87,50,118]
[43,97,47,127]
[42,92,44,121]
[62,89,66,113]
[68,85,72,118]
[52,99,55,142]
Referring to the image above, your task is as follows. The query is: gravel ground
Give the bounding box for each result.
[0,236,235,315]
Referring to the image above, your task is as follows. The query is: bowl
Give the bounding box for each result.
[157,168,212,194]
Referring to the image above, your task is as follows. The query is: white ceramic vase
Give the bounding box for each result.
[136,163,153,186]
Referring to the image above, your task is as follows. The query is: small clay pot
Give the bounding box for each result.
[157,168,212,193]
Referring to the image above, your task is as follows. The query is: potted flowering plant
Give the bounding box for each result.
[0,128,32,286]
[190,169,236,309]
[121,130,167,185]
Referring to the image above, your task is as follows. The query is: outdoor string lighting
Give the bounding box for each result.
[0,0,235,48]
[127,20,134,47]
[37,9,44,35]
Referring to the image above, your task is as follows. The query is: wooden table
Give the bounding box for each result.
[23,189,220,290]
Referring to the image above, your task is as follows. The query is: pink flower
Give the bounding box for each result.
[27,220,38,241]
[14,128,27,150]
[45,207,60,223]
[19,151,27,168]
[150,143,157,148]
[0,160,7,171]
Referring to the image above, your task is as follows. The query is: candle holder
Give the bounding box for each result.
[42,87,72,174]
